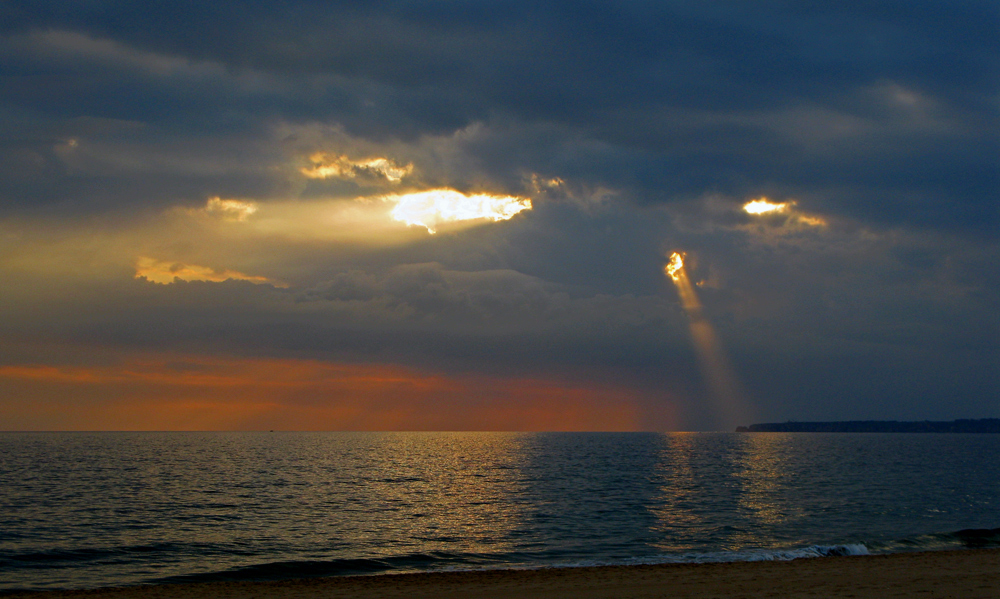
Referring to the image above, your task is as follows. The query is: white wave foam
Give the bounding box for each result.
[738,544,870,561]
[442,544,875,575]
[607,544,871,568]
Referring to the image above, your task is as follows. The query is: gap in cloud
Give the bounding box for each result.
[744,198,790,214]
[386,189,532,234]
[742,197,827,228]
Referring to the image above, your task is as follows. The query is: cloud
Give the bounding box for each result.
[203,197,258,221]
[301,152,413,182]
[2,29,222,77]
[135,256,286,287]
[1,194,996,429]
[1,2,997,429]
[741,197,827,228]
[387,189,531,233]
[743,199,790,215]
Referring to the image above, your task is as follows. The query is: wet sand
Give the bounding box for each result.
[5,548,998,599]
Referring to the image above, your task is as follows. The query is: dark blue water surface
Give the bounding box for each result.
[1,432,998,590]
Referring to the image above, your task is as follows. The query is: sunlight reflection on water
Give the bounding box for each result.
[1,432,998,590]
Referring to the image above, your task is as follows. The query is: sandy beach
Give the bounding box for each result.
[5,548,998,599]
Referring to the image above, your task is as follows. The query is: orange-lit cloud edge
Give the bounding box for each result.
[135,256,287,287]
[0,354,676,432]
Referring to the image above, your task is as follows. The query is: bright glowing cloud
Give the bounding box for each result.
[743,198,789,214]
[387,189,532,234]
[135,257,286,287]
[301,152,413,182]
[665,252,685,281]
[742,197,826,227]
[204,197,258,221]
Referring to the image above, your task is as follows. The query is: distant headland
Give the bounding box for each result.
[735,419,1000,433]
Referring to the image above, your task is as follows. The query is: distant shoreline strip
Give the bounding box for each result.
[735,419,1000,433]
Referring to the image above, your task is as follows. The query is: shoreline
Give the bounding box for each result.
[4,547,998,599]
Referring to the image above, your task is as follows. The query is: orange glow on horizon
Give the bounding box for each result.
[0,354,671,431]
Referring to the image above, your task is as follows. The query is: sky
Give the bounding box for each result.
[1,1,997,431]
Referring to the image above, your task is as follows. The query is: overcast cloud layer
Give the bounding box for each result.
[1,1,997,430]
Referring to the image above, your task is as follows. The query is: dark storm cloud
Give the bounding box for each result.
[0,1,997,429]
[9,2,994,104]
[2,1,997,228]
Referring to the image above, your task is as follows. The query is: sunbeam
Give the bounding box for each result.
[665,252,752,429]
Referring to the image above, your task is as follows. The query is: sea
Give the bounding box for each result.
[1,432,998,591]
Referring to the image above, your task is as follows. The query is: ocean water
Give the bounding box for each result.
[1,432,998,591]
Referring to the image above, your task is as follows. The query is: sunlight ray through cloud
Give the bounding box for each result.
[387,189,532,234]
[665,252,751,428]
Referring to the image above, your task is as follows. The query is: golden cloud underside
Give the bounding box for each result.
[135,257,285,287]
[301,153,413,182]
